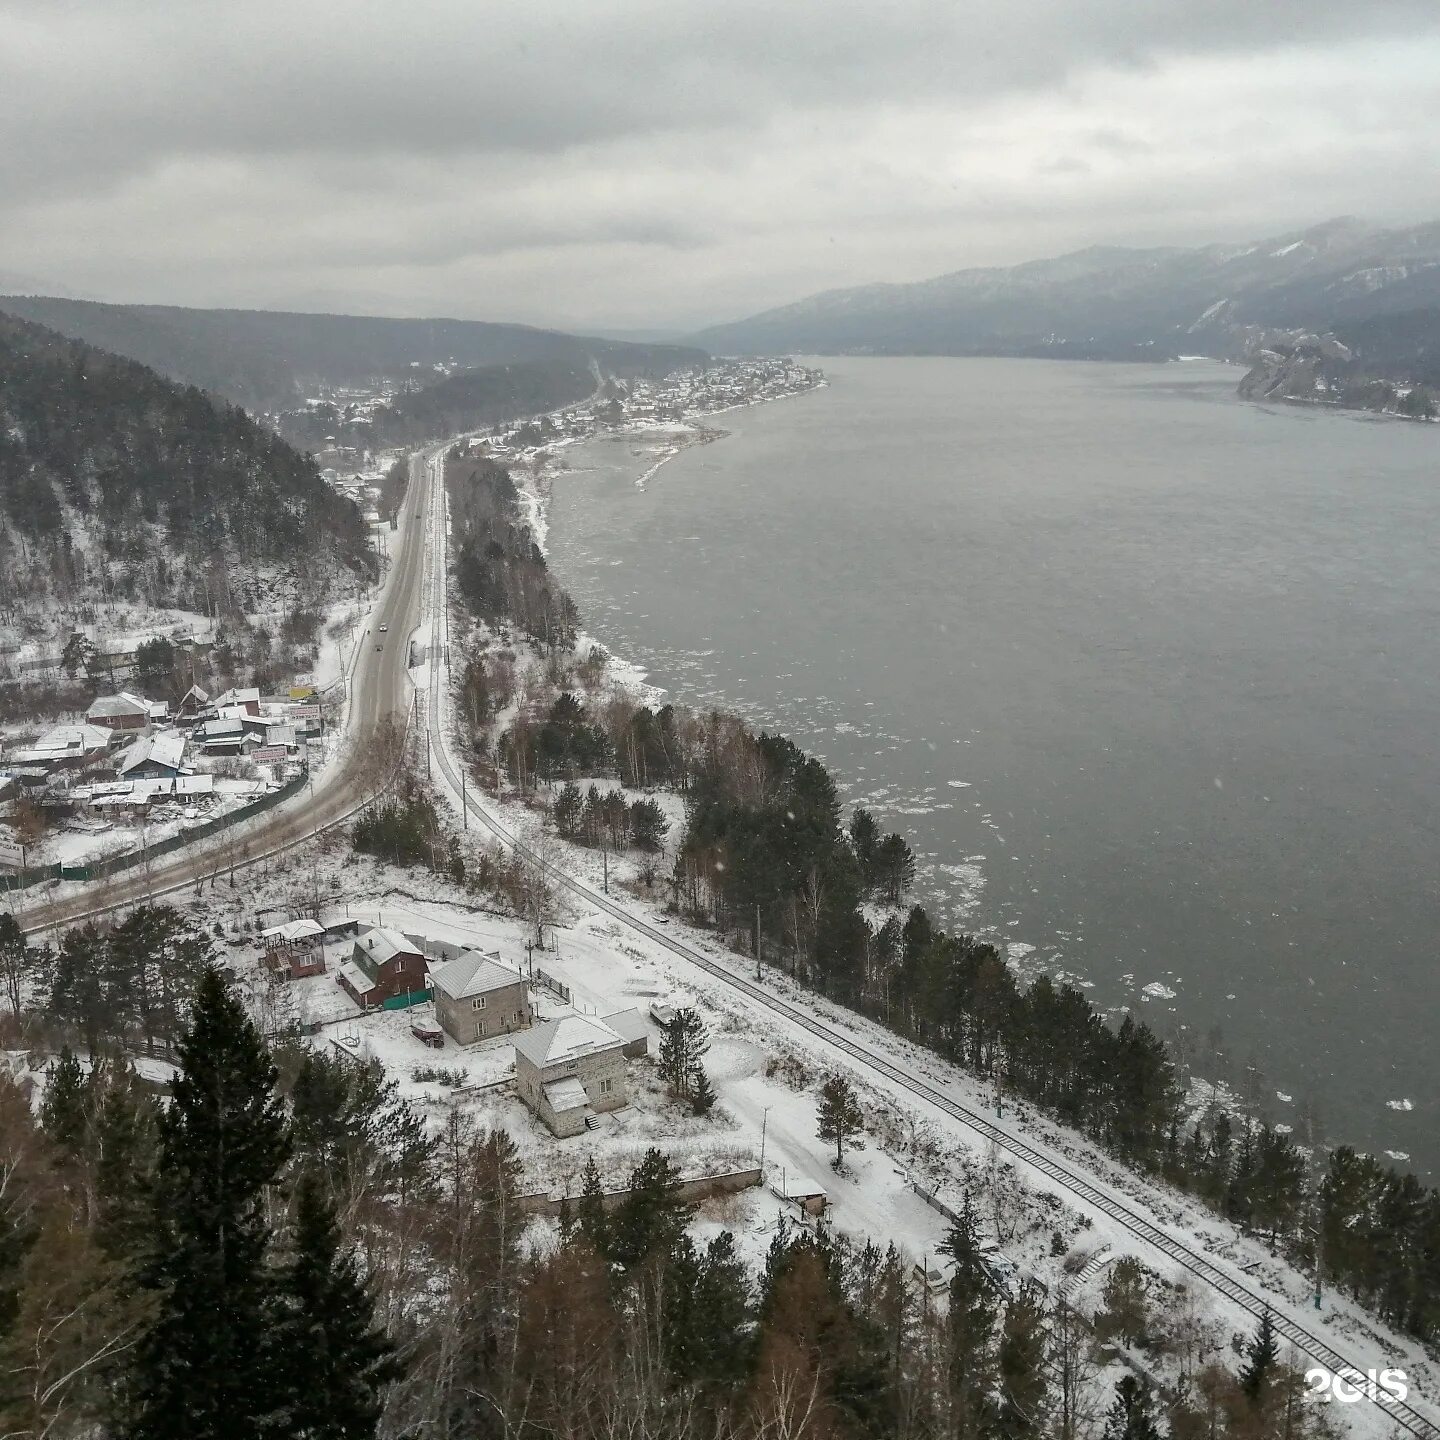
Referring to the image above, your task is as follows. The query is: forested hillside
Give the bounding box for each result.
[0,296,705,411]
[446,446,577,649]
[0,310,372,634]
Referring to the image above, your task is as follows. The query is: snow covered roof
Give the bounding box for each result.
[512,1014,627,1072]
[543,1077,589,1113]
[117,731,186,775]
[261,919,324,943]
[429,949,524,1001]
[771,1173,828,1201]
[599,1008,648,1047]
[216,687,261,707]
[338,961,377,996]
[86,691,149,718]
[355,927,422,967]
[22,723,112,759]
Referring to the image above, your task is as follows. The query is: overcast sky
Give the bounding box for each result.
[4,0,1440,333]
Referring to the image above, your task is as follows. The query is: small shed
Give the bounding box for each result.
[771,1172,828,1218]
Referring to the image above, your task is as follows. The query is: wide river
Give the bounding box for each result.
[544,356,1439,1177]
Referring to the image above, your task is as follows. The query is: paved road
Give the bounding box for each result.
[22,449,439,934]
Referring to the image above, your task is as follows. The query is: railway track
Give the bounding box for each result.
[421,457,1438,1440]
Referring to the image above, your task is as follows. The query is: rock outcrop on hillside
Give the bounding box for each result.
[1238,332,1437,419]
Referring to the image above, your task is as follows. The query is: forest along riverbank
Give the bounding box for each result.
[536,354,1440,1180]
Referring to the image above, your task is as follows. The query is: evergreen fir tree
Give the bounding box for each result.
[940,1199,998,1440]
[120,967,292,1440]
[662,1231,751,1389]
[1103,1375,1162,1440]
[39,1047,89,1158]
[93,1065,159,1264]
[995,1289,1047,1440]
[576,1154,609,1257]
[817,1072,865,1168]
[688,1060,717,1116]
[658,1008,709,1102]
[552,782,583,839]
[274,1174,398,1439]
[609,1148,690,1269]
[1238,1309,1279,1407]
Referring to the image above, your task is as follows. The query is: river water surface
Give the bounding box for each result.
[543,356,1440,1176]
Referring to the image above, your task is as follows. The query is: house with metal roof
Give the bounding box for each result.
[429,949,532,1046]
[338,927,428,1009]
[512,1009,646,1137]
[11,723,115,771]
[85,692,151,731]
[116,731,187,780]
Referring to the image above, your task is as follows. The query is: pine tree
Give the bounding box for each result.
[1238,1309,1279,1407]
[0,911,37,1017]
[940,1198,998,1440]
[662,1231,751,1389]
[873,833,916,905]
[40,1047,89,1159]
[658,1008,709,1103]
[628,798,668,852]
[1103,1375,1162,1440]
[609,1148,690,1269]
[553,781,583,839]
[817,1072,865,1169]
[688,1061,717,1116]
[93,1063,159,1264]
[848,808,880,887]
[120,967,292,1440]
[577,1154,609,1257]
[274,1174,398,1439]
[995,1289,1047,1440]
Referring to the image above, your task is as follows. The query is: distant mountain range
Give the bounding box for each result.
[694,218,1440,395]
[0,296,706,414]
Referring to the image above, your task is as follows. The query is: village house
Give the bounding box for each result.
[337,927,428,1009]
[428,949,532,1046]
[176,683,211,721]
[115,731,186,781]
[197,717,246,755]
[214,686,262,716]
[85,692,151,732]
[260,919,326,981]
[512,1009,647,1137]
[11,723,117,773]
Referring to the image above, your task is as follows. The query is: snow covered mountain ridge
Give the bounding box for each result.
[693,219,1440,402]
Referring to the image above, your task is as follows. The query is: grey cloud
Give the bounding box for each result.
[2,0,1440,328]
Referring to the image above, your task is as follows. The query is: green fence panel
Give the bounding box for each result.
[381,988,433,1012]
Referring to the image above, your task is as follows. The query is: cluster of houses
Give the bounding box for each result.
[1,686,322,810]
[267,920,651,1138]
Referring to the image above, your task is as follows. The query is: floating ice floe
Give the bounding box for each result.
[1386,1099,1414,1112]
[1385,1151,1411,1162]
[947,780,972,788]
[1141,982,1177,1000]
[1276,1092,1293,1103]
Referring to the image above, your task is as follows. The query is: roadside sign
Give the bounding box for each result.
[291,704,321,719]
[289,685,316,700]
[0,840,23,869]
[251,745,288,762]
